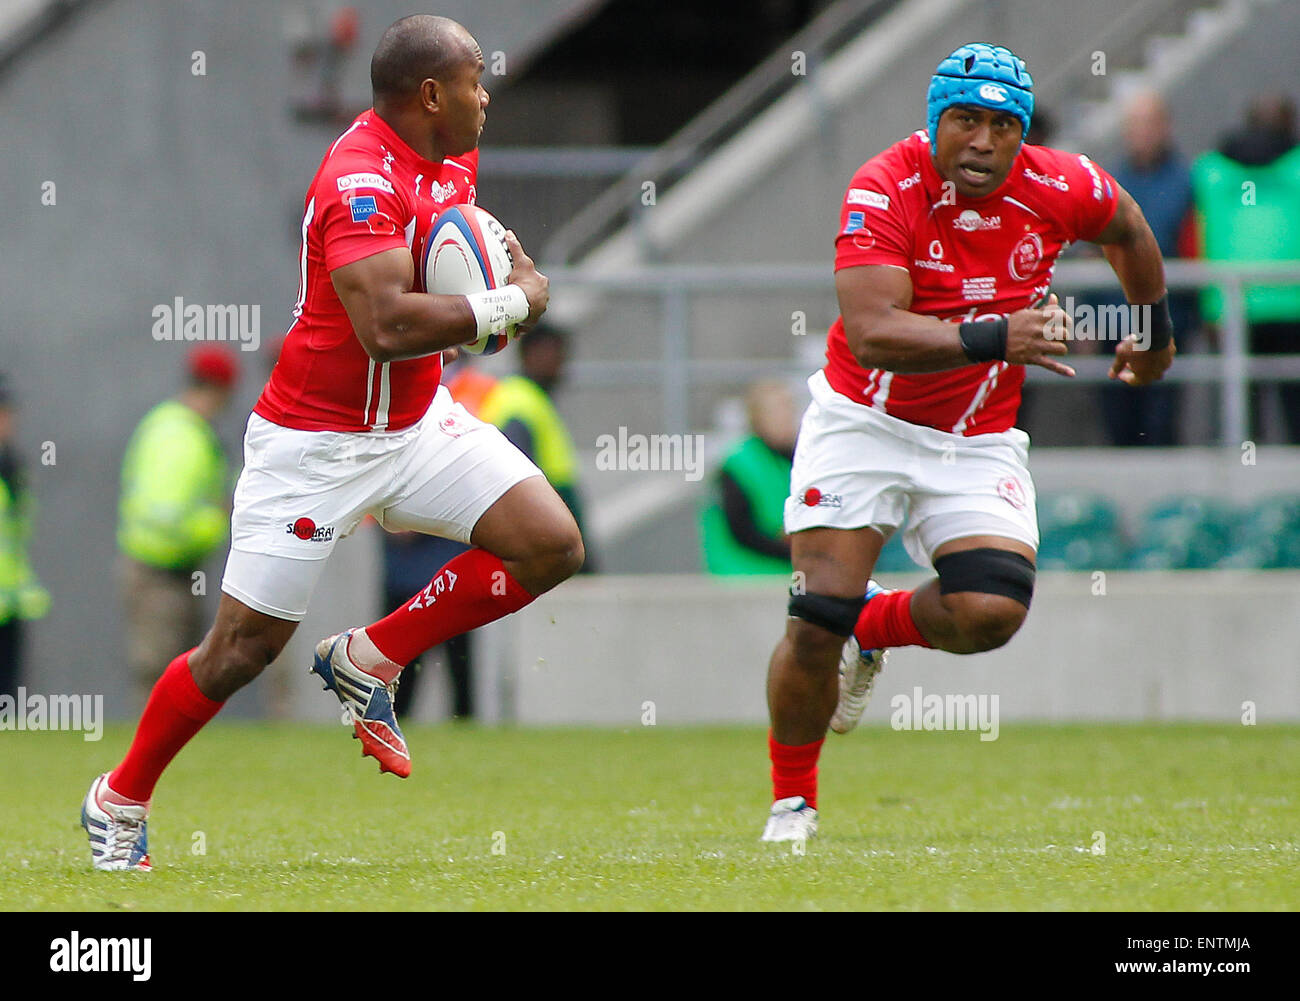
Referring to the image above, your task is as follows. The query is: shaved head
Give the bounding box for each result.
[370,15,477,101]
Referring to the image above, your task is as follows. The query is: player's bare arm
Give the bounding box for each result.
[332,233,548,362]
[837,263,1075,377]
[1093,183,1177,386]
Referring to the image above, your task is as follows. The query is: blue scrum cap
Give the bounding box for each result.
[927,43,1034,150]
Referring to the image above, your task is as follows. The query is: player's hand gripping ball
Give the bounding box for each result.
[423,204,520,355]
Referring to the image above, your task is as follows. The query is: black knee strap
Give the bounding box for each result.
[787,589,865,637]
[934,548,1035,608]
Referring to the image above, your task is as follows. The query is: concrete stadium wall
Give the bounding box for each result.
[484,571,1300,725]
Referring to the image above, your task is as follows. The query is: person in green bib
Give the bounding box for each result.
[118,346,239,701]
[0,375,50,696]
[701,380,798,575]
[479,325,593,570]
[1194,94,1300,442]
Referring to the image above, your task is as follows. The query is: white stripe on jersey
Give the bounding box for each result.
[951,362,1007,434]
[1002,195,1040,218]
[287,197,316,331]
[363,358,376,427]
[871,370,894,412]
[373,363,392,431]
[326,119,366,159]
[443,158,473,175]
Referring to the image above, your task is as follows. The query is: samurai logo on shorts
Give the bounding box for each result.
[286,517,335,542]
[801,487,843,509]
[1008,232,1043,281]
[996,477,1027,510]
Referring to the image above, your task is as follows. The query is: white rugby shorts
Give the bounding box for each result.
[221,386,542,620]
[784,370,1038,567]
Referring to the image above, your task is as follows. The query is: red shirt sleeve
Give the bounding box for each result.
[1056,151,1121,242]
[319,158,411,272]
[833,159,912,271]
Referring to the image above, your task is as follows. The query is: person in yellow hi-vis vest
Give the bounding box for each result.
[479,326,592,570]
[118,347,239,700]
[0,375,50,695]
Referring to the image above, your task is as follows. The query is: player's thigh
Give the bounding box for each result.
[783,379,910,578]
[469,474,578,563]
[380,395,545,547]
[904,427,1039,568]
[790,525,887,597]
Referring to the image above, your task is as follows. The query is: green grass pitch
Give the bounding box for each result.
[4,722,1298,911]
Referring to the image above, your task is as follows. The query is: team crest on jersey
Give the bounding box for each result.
[996,477,1027,510]
[1008,232,1043,281]
[438,412,475,438]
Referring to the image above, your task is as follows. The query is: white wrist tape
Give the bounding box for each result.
[465,285,530,338]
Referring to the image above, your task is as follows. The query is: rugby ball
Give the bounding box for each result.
[422,204,519,355]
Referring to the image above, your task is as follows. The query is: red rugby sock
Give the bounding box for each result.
[108,649,224,803]
[769,733,824,809]
[854,588,933,650]
[366,550,535,667]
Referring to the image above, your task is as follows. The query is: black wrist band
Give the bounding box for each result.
[959,318,1008,363]
[1140,293,1173,351]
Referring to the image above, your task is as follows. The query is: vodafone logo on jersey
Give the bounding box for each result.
[1008,232,1044,281]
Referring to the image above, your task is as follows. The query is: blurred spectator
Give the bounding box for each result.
[1095,91,1198,445]
[0,375,50,695]
[287,4,361,125]
[1193,93,1300,442]
[382,352,491,721]
[700,380,797,575]
[118,346,239,702]
[480,326,594,568]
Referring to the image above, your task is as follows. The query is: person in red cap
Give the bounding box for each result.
[116,345,241,704]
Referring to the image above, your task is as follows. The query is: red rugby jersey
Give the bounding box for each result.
[825,130,1119,435]
[255,110,478,432]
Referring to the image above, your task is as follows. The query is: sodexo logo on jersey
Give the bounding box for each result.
[1023,167,1069,192]
[286,517,334,543]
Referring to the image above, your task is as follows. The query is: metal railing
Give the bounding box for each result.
[541,0,899,265]
[551,259,1300,445]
